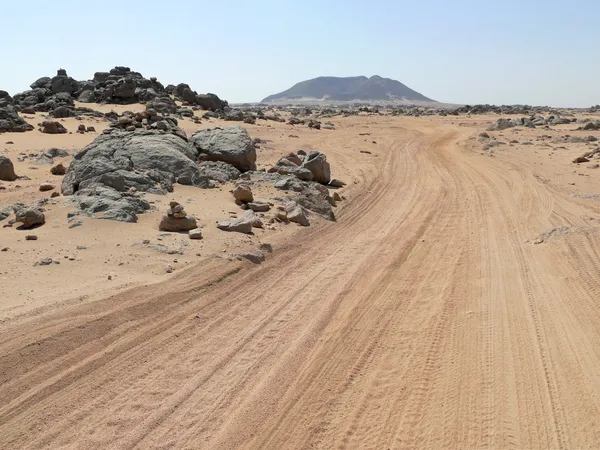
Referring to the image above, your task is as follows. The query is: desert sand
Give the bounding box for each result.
[1,108,600,449]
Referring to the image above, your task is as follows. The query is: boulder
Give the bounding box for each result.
[217,211,254,234]
[285,201,310,226]
[232,184,254,202]
[14,207,45,229]
[191,126,257,172]
[302,151,331,184]
[0,156,17,181]
[62,130,209,196]
[196,93,227,111]
[41,121,67,134]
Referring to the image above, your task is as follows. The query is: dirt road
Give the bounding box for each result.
[1,119,600,449]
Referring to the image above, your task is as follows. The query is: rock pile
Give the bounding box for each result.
[0,91,34,133]
[159,201,198,232]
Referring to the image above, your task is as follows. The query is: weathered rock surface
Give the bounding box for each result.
[191,126,256,172]
[62,131,209,196]
[71,185,151,222]
[197,161,240,183]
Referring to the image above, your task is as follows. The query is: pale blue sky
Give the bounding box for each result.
[2,0,598,106]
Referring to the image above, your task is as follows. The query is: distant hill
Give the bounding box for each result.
[262,75,435,104]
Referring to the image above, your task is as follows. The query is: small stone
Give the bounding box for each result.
[25,235,37,241]
[50,163,66,175]
[189,228,203,239]
[232,184,254,203]
[39,183,55,192]
[165,264,173,273]
[333,192,342,202]
[39,258,53,265]
[51,192,60,198]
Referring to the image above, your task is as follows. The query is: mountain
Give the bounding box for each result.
[261,75,435,104]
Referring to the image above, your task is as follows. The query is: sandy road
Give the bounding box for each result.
[1,120,600,449]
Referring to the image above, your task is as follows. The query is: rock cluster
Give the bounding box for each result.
[7,67,228,121]
[159,201,198,232]
[0,91,34,133]
[269,150,331,184]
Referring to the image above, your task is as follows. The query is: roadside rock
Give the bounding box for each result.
[302,151,331,184]
[285,201,310,226]
[217,211,254,234]
[191,126,257,172]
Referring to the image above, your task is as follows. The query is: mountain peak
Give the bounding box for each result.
[262,75,434,104]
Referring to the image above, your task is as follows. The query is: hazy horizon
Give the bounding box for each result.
[2,0,599,108]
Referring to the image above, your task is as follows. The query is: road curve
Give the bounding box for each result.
[1,121,600,449]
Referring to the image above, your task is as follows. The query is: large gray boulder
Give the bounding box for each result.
[191,126,256,172]
[62,130,208,196]
[0,156,17,181]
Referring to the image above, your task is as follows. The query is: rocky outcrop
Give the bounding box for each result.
[0,156,17,181]
[9,67,227,113]
[191,126,257,172]
[0,91,34,133]
[62,130,209,196]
